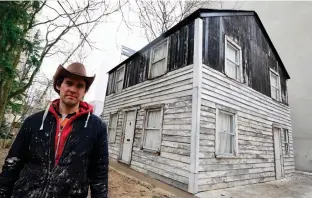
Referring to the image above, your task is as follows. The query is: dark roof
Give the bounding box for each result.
[108,8,290,79]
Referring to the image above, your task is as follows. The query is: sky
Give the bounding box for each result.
[38,1,149,103]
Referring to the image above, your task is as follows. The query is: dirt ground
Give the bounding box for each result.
[0,149,174,198]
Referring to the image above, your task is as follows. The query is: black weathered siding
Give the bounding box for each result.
[124,50,150,89]
[168,21,194,71]
[106,21,194,95]
[202,16,288,104]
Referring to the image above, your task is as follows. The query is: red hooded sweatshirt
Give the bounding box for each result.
[48,99,93,165]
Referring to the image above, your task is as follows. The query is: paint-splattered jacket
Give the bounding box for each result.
[0,101,109,198]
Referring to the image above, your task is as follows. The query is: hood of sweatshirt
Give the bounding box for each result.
[40,99,94,130]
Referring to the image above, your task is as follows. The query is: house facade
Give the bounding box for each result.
[102,9,295,194]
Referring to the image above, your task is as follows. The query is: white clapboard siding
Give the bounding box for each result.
[198,64,295,192]
[103,65,194,188]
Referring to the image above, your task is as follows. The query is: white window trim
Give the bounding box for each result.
[141,105,164,153]
[108,113,118,143]
[269,68,282,101]
[115,65,125,92]
[215,108,239,158]
[283,129,290,156]
[224,35,243,82]
[148,39,169,79]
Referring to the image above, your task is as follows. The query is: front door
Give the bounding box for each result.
[120,110,136,164]
[273,127,284,179]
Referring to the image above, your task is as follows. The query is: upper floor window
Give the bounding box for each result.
[270,68,281,101]
[225,36,242,82]
[149,39,168,78]
[116,66,125,92]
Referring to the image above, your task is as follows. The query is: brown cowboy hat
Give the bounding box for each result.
[53,62,96,94]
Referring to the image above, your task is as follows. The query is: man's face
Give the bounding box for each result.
[56,77,87,107]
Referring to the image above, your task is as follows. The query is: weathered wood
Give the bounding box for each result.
[131,164,189,191]
[162,135,191,144]
[131,155,189,177]
[202,65,290,112]
[161,146,190,156]
[199,162,274,172]
[199,167,275,179]
[160,152,191,164]
[199,176,276,192]
[202,77,291,119]
[131,161,189,184]
[132,151,189,170]
[198,171,275,185]
[161,141,191,150]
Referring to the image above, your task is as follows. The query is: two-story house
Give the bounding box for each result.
[102,9,295,194]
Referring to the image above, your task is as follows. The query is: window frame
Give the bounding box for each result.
[108,113,118,143]
[115,65,125,92]
[141,105,164,153]
[224,35,243,82]
[269,68,282,101]
[283,129,290,156]
[148,39,169,79]
[215,108,239,158]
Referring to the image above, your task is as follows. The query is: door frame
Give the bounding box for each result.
[273,125,285,179]
[118,106,140,164]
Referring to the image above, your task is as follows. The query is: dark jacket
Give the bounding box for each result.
[0,101,109,198]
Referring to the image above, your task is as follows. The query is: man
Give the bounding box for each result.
[0,63,109,198]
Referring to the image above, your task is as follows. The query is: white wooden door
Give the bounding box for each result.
[120,110,136,164]
[273,127,284,179]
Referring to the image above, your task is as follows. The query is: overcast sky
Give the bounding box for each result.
[38,1,148,102]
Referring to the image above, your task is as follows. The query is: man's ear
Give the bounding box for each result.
[56,84,61,91]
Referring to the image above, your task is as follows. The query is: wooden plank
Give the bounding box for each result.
[132,151,189,170]
[161,146,190,156]
[131,155,189,177]
[160,152,191,164]
[199,158,274,165]
[202,88,291,126]
[105,84,193,112]
[161,141,191,150]
[162,129,191,137]
[199,163,274,172]
[105,65,193,102]
[198,176,275,191]
[162,135,191,144]
[198,167,275,179]
[131,161,189,184]
[202,65,290,112]
[198,171,275,185]
[202,77,291,119]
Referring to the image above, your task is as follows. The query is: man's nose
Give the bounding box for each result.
[69,86,77,93]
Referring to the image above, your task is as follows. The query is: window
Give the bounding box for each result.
[108,113,118,143]
[283,129,290,155]
[116,66,125,92]
[225,36,242,81]
[216,109,238,156]
[143,108,163,151]
[149,39,168,78]
[270,69,281,101]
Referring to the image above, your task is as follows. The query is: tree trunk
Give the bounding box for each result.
[0,51,22,125]
[0,79,13,125]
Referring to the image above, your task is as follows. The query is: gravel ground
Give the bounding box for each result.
[0,149,175,198]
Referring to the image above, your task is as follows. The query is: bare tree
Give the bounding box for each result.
[0,0,125,124]
[120,0,208,42]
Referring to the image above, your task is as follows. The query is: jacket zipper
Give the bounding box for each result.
[40,119,56,198]
[55,115,67,161]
